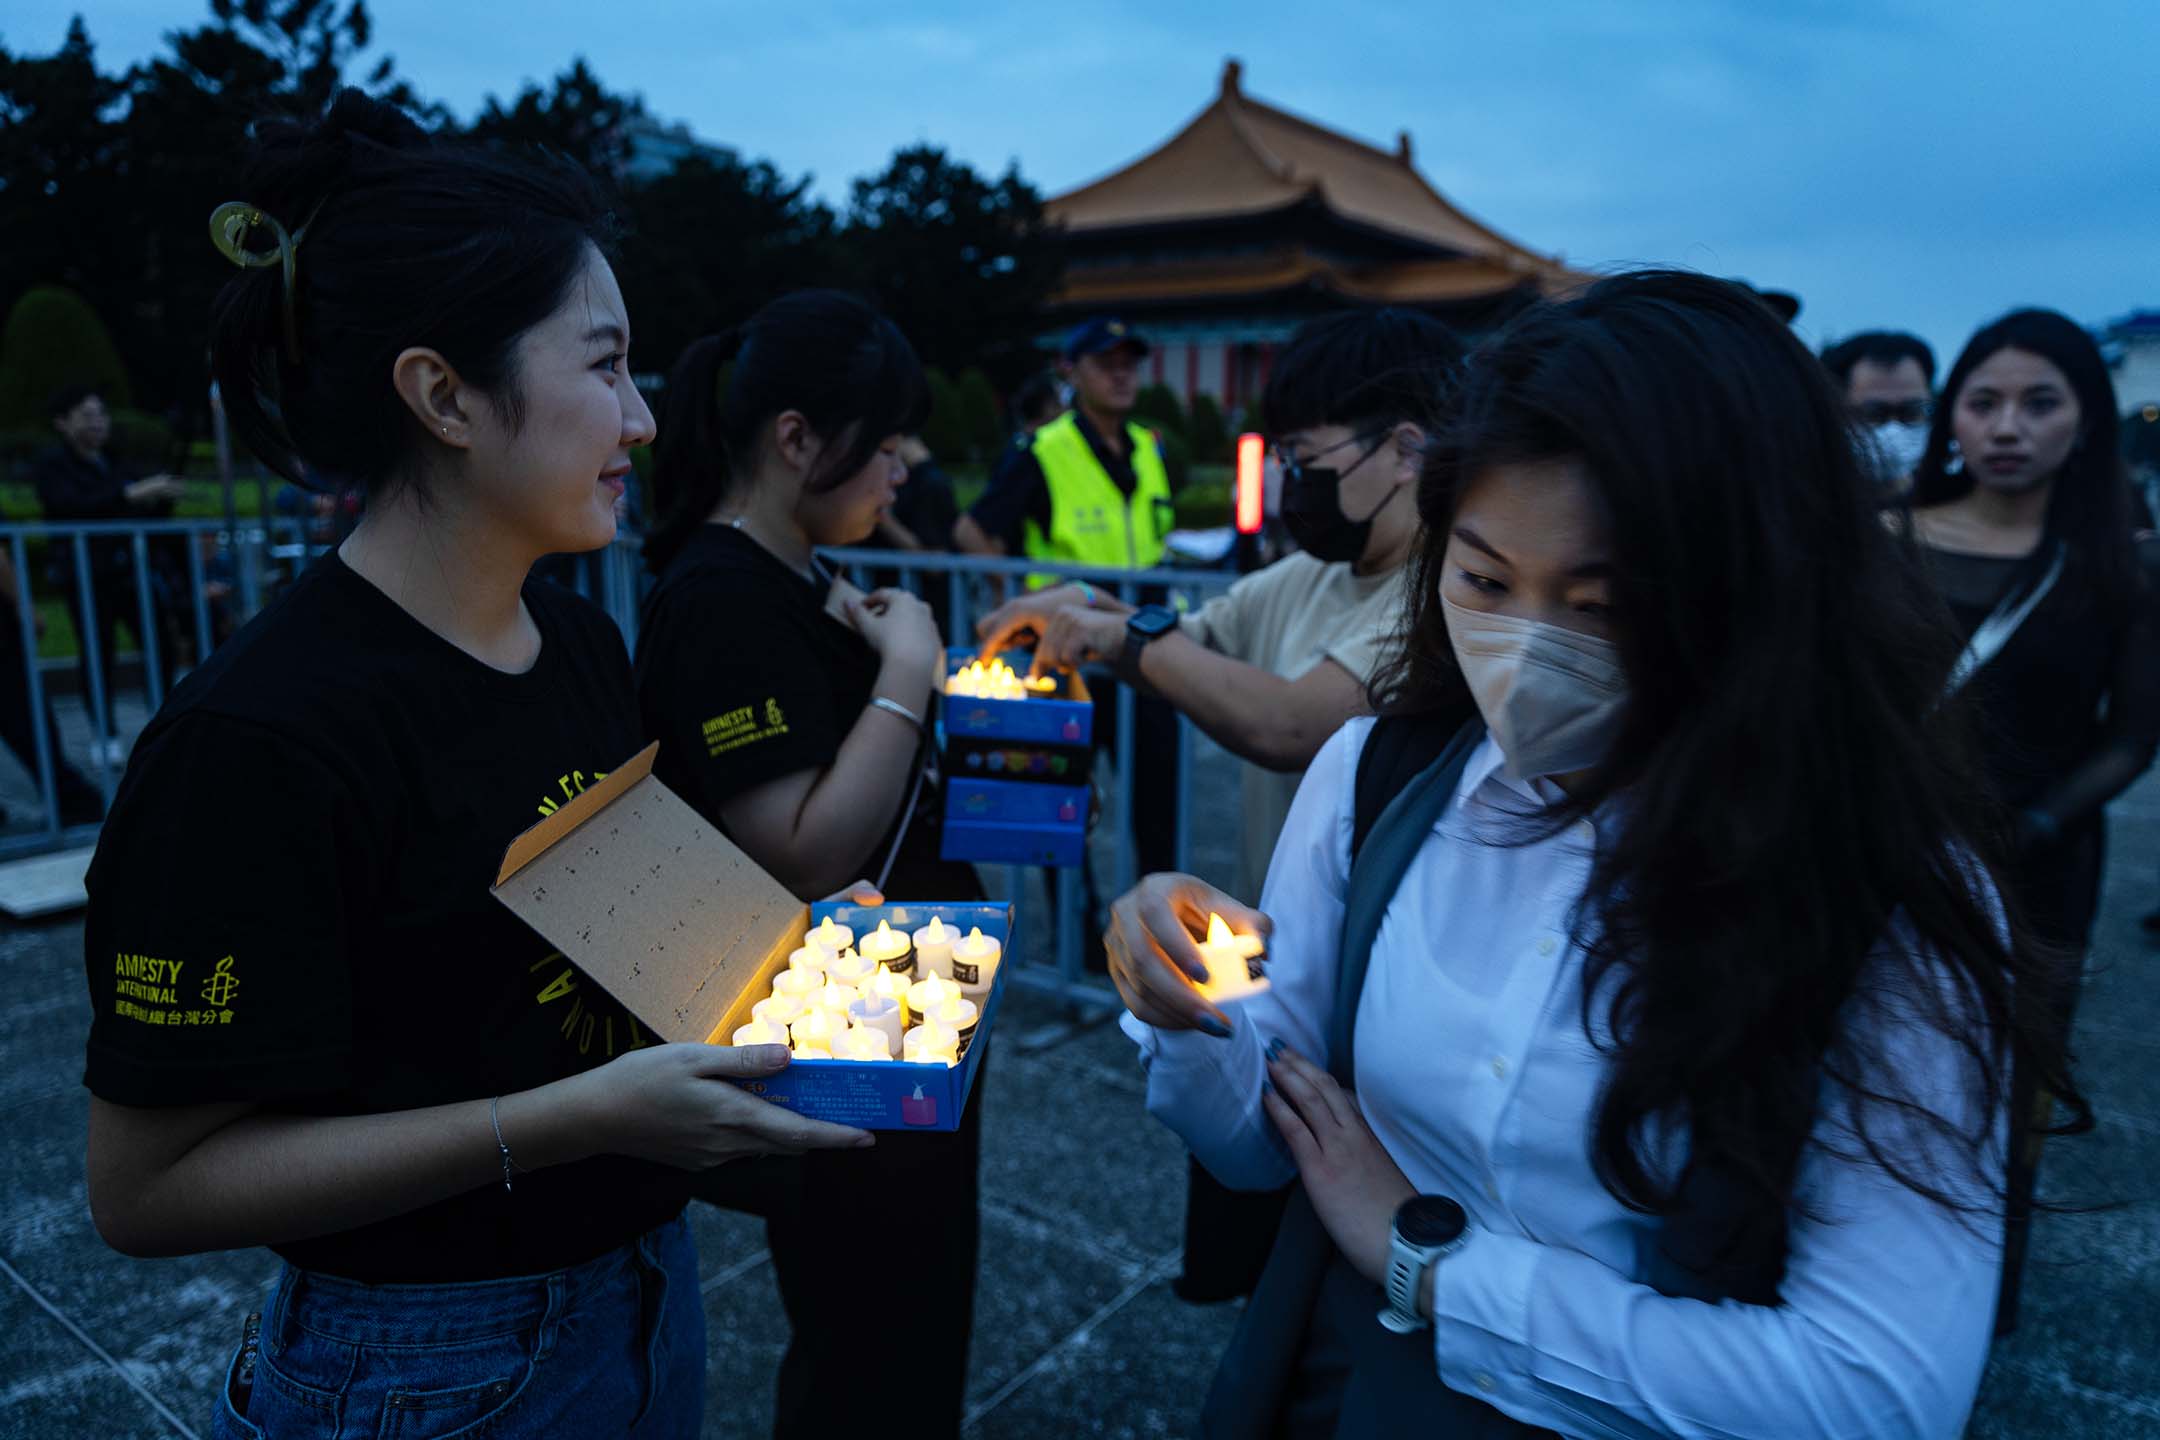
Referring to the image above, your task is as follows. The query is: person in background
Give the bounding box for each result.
[634,291,984,1440]
[81,91,869,1440]
[1904,307,2157,1332]
[1108,272,2081,1437]
[954,315,1182,899]
[28,385,187,754]
[1822,330,1936,496]
[856,434,961,638]
[976,307,1464,1309]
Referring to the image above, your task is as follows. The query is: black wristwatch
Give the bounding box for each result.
[1118,604,1179,684]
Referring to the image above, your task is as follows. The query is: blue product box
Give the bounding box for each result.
[734,900,1010,1132]
[939,648,1094,746]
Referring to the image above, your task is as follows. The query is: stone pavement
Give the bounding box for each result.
[1,732,2156,1437]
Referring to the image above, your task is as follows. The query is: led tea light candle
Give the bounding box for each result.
[911,916,957,980]
[789,1008,842,1055]
[906,972,961,1024]
[772,968,822,1004]
[857,919,914,979]
[926,995,980,1056]
[949,926,1002,998]
[786,943,831,976]
[834,1026,893,1062]
[866,966,912,1020]
[903,1018,961,1067]
[814,978,861,1018]
[808,915,855,957]
[731,1019,788,1047]
[827,945,881,991]
[847,993,906,1056]
[752,994,806,1029]
[792,1046,833,1061]
[1194,912,1269,1003]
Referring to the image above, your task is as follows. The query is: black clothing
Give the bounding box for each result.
[634,522,976,899]
[634,520,983,1436]
[965,410,1156,554]
[82,554,689,1283]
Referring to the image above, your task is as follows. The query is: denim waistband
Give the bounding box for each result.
[272,1214,684,1350]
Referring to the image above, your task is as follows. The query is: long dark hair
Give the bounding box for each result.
[208,89,617,493]
[1377,270,2087,1219]
[642,290,929,575]
[1910,308,2135,610]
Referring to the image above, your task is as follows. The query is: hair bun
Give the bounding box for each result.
[241,88,429,221]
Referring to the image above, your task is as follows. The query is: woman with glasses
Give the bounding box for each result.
[976,309,1464,908]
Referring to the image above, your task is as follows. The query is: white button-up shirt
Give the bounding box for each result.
[1126,719,2002,1439]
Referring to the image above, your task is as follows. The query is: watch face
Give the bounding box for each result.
[1130,605,1179,639]
[1397,1195,1467,1248]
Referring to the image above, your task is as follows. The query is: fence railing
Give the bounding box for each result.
[0,519,1239,1011]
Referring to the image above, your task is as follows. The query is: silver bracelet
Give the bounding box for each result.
[490,1095,518,1193]
[870,695,924,731]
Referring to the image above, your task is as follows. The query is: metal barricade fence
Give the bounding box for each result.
[0,518,1236,1012]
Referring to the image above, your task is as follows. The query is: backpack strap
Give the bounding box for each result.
[1329,715,1485,1084]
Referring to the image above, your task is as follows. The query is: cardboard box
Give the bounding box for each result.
[491,743,1009,1131]
[939,648,1094,745]
[939,649,1093,866]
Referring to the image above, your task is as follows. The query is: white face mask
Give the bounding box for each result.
[1866,420,1930,487]
[1442,594,1628,781]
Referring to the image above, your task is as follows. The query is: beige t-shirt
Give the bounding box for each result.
[1180,553,1409,900]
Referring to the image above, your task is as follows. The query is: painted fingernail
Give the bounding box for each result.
[1260,1079,1274,1096]
[1196,1016,1232,1038]
[1265,1037,1286,1061]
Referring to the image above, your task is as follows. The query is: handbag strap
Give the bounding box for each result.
[1945,540,2066,696]
[1329,718,1485,1084]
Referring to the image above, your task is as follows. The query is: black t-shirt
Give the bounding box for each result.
[966,412,1158,554]
[634,523,979,901]
[82,553,689,1283]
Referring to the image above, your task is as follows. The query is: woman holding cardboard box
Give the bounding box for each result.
[637,290,985,1438]
[1105,274,2087,1437]
[77,94,873,1440]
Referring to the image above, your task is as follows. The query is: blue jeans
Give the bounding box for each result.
[212,1212,704,1439]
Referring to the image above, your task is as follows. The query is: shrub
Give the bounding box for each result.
[0,286,133,432]
[1186,392,1230,466]
[955,367,1002,461]
[1131,383,1185,446]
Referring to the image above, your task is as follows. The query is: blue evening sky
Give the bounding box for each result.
[12,0,2156,364]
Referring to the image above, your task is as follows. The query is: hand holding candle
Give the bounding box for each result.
[1193,912,1269,1003]
[1105,873,1273,1036]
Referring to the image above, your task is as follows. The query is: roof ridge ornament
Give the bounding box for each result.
[1221,58,1243,96]
[1395,130,1414,164]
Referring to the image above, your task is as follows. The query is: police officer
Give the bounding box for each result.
[955,316,1182,900]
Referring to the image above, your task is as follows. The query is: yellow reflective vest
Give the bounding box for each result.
[1021,411,1174,585]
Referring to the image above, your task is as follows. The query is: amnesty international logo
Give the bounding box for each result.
[200,956,240,1007]
[764,697,785,729]
[702,697,791,757]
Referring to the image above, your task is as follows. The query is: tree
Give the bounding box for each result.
[918,367,971,461]
[466,59,642,183]
[954,368,1002,461]
[841,145,1062,387]
[1132,383,1185,443]
[1186,392,1230,465]
[0,285,132,431]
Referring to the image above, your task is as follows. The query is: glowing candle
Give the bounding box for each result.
[792,1046,833,1061]
[906,972,961,1024]
[847,993,906,1056]
[731,1019,788,1047]
[772,968,822,1003]
[949,926,1002,999]
[865,967,912,1020]
[857,919,914,979]
[827,946,880,992]
[814,978,861,1019]
[925,995,980,1056]
[1194,912,1269,1003]
[752,994,806,1029]
[903,1019,961,1066]
[911,916,957,981]
[786,943,831,976]
[834,1026,893,1062]
[808,915,855,957]
[789,1008,841,1054]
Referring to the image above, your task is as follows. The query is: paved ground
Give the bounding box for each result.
[1,727,2156,1437]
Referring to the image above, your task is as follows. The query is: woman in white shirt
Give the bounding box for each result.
[1107,271,2087,1438]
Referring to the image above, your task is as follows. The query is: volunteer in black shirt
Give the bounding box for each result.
[81,92,869,1440]
[636,290,983,1438]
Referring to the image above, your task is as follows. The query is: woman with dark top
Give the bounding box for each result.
[80,93,871,1440]
[1905,307,2158,1330]
[1104,273,2085,1436]
[635,290,983,1438]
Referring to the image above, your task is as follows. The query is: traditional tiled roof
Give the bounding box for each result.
[1046,59,1579,292]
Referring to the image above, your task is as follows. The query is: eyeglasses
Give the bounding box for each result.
[1273,428,1391,486]
[1851,399,1932,427]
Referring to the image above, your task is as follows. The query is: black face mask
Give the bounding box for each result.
[1278,432,1395,564]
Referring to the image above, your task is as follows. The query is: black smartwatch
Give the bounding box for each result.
[1118,604,1179,684]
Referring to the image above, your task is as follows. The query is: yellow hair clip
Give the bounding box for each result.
[208,199,321,364]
